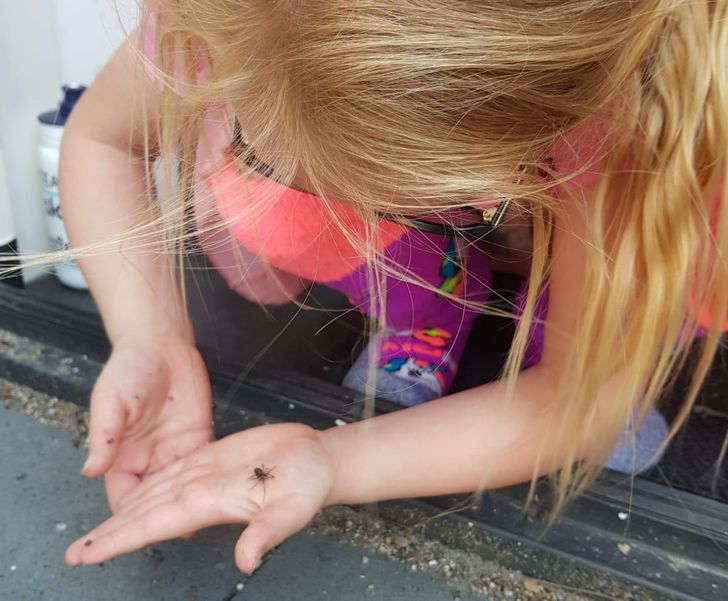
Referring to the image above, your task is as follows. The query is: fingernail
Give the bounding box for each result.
[82,457,94,474]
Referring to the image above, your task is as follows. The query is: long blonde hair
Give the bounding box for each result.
[23,0,728,516]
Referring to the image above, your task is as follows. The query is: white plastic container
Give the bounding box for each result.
[38,85,88,290]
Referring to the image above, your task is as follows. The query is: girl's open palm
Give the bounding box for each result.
[82,339,213,512]
[66,423,335,573]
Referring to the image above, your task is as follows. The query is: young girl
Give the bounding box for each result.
[59,0,726,574]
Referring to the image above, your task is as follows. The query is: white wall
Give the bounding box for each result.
[52,0,139,85]
[0,0,62,271]
[0,0,138,279]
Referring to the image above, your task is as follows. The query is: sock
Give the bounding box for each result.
[342,327,465,407]
[339,234,492,407]
[606,407,669,474]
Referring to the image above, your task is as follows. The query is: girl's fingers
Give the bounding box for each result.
[83,389,125,478]
[122,486,180,532]
[105,470,141,514]
[67,466,225,567]
[67,501,196,566]
[65,495,167,566]
[86,470,207,551]
[234,500,315,573]
[142,427,212,475]
[115,453,195,509]
[117,465,208,516]
[66,485,218,567]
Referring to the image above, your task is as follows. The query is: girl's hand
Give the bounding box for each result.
[82,338,213,512]
[66,423,334,573]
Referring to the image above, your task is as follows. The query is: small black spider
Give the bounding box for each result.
[249,464,276,500]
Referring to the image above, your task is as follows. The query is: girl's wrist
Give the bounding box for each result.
[109,317,195,348]
[317,426,349,507]
[101,291,194,347]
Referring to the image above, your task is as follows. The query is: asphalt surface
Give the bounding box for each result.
[0,402,481,601]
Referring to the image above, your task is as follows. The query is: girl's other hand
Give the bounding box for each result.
[82,338,213,513]
[66,423,334,573]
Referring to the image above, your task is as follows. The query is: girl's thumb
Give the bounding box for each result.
[234,501,313,574]
[82,393,125,478]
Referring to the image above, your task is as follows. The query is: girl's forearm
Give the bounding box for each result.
[61,136,191,345]
[59,42,192,346]
[321,366,618,505]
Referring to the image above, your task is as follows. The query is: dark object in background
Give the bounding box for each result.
[0,239,23,288]
[37,85,87,126]
[0,144,23,288]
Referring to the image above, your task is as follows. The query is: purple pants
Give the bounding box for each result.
[322,231,493,392]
